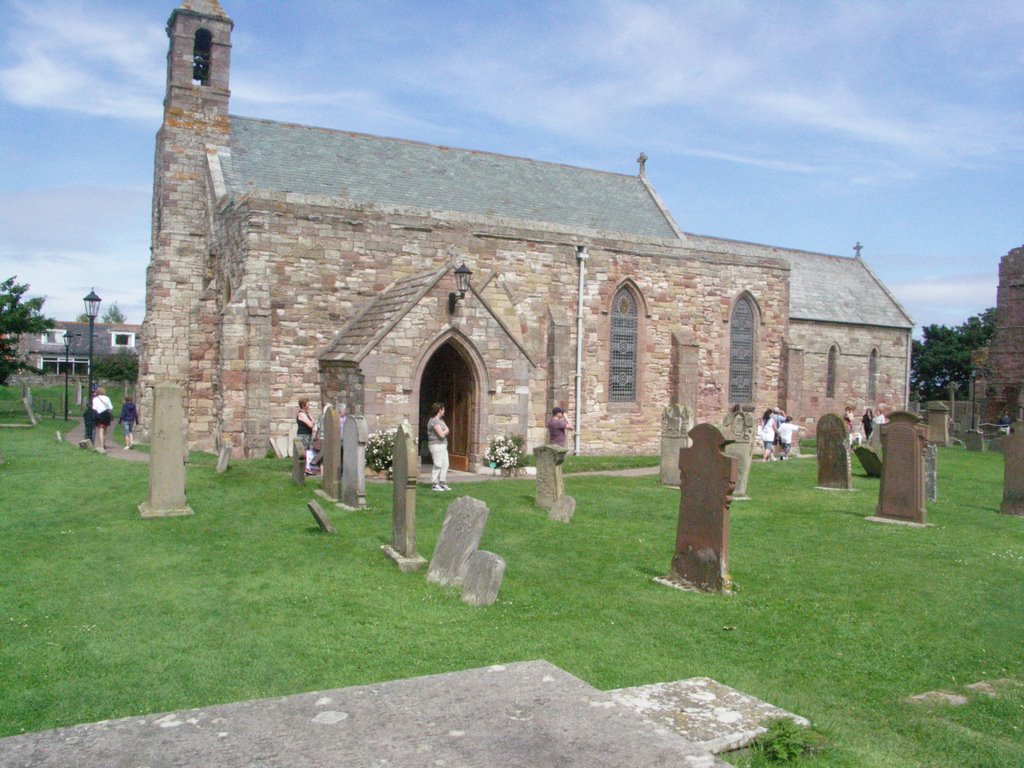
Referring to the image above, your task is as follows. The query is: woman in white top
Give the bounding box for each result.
[92,386,114,450]
[759,409,777,462]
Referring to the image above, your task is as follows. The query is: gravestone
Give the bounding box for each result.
[657,423,736,594]
[216,443,231,474]
[427,497,490,587]
[139,382,193,518]
[548,495,577,523]
[874,411,928,525]
[659,404,693,486]
[1001,424,1024,516]
[816,413,853,490]
[22,397,37,426]
[341,415,368,509]
[926,401,950,446]
[721,410,754,499]
[382,422,427,571]
[55,431,62,442]
[867,422,883,453]
[307,500,336,534]
[460,550,506,607]
[316,405,341,503]
[291,439,306,486]
[853,445,882,477]
[534,444,568,509]
[75,381,82,406]
[965,431,986,452]
[925,444,937,502]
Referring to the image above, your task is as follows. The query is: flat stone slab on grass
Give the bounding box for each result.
[0,661,728,768]
[907,678,1021,706]
[609,677,810,754]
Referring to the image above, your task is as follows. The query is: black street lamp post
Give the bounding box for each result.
[83,289,101,440]
[62,331,73,421]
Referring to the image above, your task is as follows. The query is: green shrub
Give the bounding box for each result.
[749,718,822,764]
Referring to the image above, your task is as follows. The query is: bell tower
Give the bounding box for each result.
[139,1,233,446]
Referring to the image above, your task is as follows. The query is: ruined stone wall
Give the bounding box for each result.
[985,245,1024,422]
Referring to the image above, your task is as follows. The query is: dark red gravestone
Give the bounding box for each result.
[816,413,853,490]
[876,411,928,524]
[665,423,736,594]
[1001,423,1024,516]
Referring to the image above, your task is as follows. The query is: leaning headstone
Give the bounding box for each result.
[270,436,289,460]
[341,415,368,509]
[964,431,986,452]
[548,495,577,523]
[216,443,231,474]
[1000,424,1024,516]
[317,404,341,503]
[460,550,506,607]
[382,422,427,571]
[22,397,37,426]
[307,500,336,534]
[660,404,693,486]
[427,497,490,587]
[926,401,950,446]
[872,411,928,525]
[853,445,882,477]
[291,439,306,486]
[534,444,568,509]
[75,381,83,406]
[721,410,754,499]
[139,382,193,518]
[816,413,853,490]
[924,444,938,502]
[656,423,736,594]
[55,431,62,443]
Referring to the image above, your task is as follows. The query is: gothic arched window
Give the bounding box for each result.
[867,348,878,401]
[728,296,755,404]
[193,29,213,85]
[609,287,638,402]
[826,345,839,399]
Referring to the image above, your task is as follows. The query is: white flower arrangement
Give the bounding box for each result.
[365,428,397,475]
[484,434,525,469]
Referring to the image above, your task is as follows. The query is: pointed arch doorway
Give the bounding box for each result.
[419,341,476,472]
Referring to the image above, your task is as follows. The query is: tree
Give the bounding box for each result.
[92,351,138,383]
[0,277,54,386]
[102,303,126,324]
[911,308,996,401]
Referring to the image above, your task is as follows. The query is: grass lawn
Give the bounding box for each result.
[1,410,1022,766]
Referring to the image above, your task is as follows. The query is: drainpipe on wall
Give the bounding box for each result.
[574,245,588,455]
[905,331,912,410]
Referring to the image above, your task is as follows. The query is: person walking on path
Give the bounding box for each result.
[92,387,114,451]
[427,402,451,492]
[118,395,139,449]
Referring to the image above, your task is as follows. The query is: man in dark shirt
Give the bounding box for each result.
[546,407,573,447]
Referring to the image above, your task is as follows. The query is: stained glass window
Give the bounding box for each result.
[827,345,838,399]
[728,297,754,404]
[867,348,878,401]
[609,288,637,402]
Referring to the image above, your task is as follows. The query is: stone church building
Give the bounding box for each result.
[140,1,913,464]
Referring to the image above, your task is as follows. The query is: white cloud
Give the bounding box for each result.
[890,272,998,330]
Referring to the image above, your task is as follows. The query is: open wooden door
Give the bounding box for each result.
[419,342,475,472]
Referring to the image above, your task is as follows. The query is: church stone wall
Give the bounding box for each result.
[984,245,1024,422]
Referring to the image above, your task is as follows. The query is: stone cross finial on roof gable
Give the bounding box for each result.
[637,152,648,178]
[854,241,863,258]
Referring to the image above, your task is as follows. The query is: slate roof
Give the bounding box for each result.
[221,116,681,239]
[684,234,914,329]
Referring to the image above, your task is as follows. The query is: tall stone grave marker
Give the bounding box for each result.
[926,401,950,446]
[383,422,427,571]
[427,497,490,587]
[924,444,938,502]
[1001,424,1024,516]
[316,404,341,503]
[341,414,368,509]
[657,423,736,594]
[873,411,928,525]
[660,404,693,486]
[22,396,37,426]
[534,444,568,509]
[139,383,193,518]
[722,409,755,499]
[216,441,231,474]
[816,413,853,490]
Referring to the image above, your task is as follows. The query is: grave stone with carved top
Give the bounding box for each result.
[721,410,755,499]
[875,411,928,524]
[926,401,950,446]
[660,404,693,486]
[816,413,853,490]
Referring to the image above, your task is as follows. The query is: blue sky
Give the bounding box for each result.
[1,0,1021,333]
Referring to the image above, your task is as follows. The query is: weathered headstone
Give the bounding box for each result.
[270,436,289,459]
[139,382,193,518]
[816,413,853,490]
[873,410,928,525]
[965,431,986,452]
[427,496,490,587]
[853,445,882,477]
[924,444,937,502]
[216,443,231,474]
[75,381,82,406]
[317,404,341,503]
[460,550,506,607]
[22,397,37,426]
[926,401,950,446]
[55,431,62,442]
[291,439,306,486]
[657,423,735,594]
[341,414,368,509]
[660,404,693,486]
[1001,424,1024,516]
[867,422,883,453]
[534,444,568,509]
[307,500,336,534]
[548,495,577,523]
[382,422,427,571]
[721,410,754,499]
